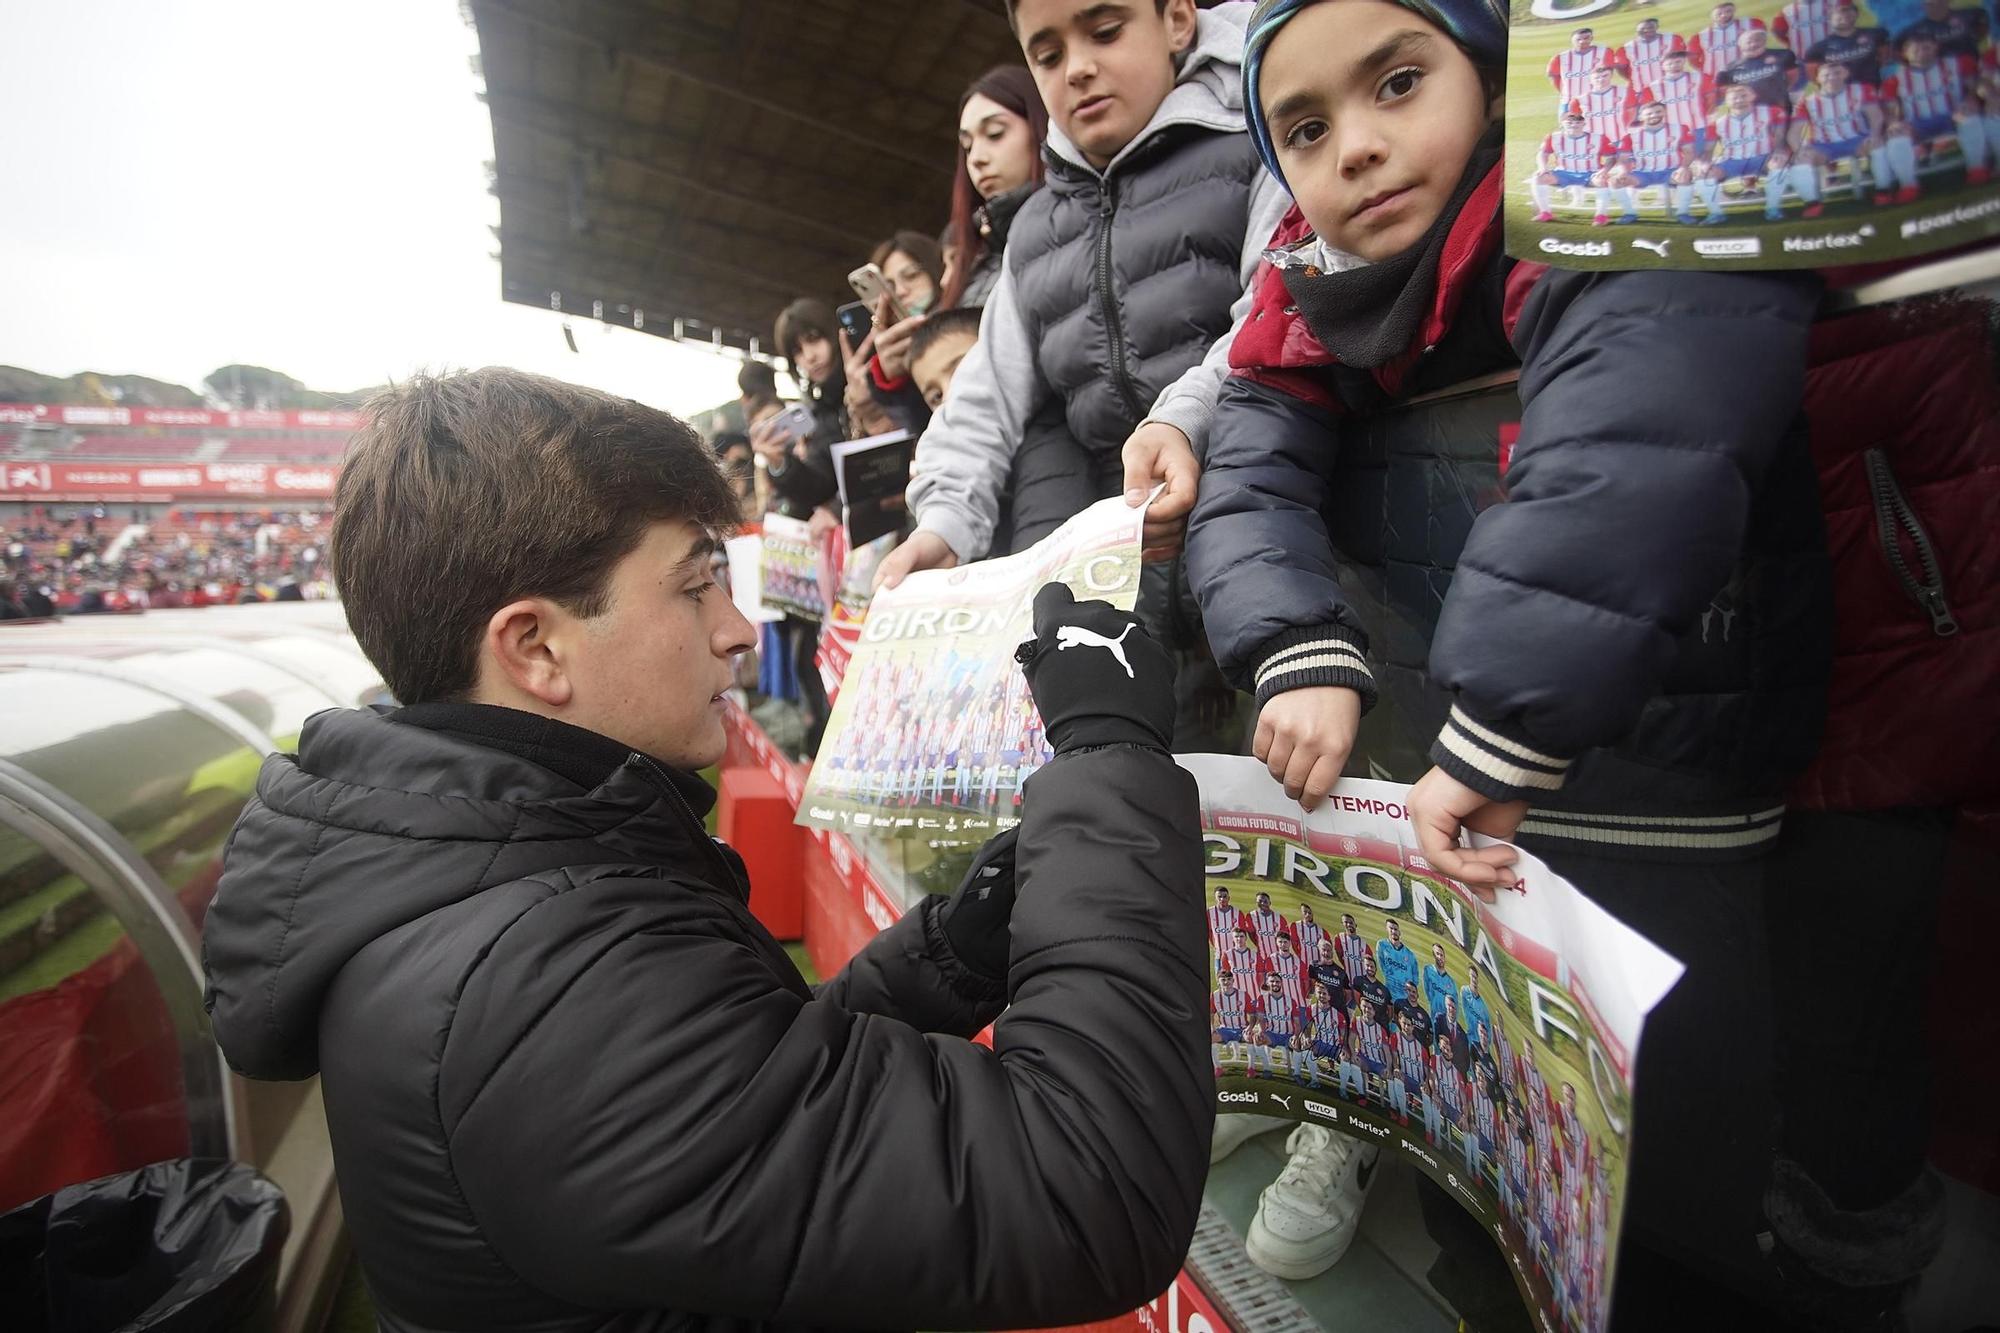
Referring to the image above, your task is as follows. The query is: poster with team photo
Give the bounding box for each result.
[1503,0,2000,269]
[758,513,833,620]
[797,492,1147,844]
[1183,756,1683,1333]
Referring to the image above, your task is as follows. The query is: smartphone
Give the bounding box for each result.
[847,263,907,323]
[766,403,816,443]
[835,299,874,350]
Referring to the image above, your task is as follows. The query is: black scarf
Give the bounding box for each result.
[1281,126,1504,371]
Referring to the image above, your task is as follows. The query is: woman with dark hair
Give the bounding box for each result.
[869,230,944,320]
[943,64,1047,310]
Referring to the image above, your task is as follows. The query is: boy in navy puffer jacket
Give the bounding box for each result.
[1181,0,1871,1327]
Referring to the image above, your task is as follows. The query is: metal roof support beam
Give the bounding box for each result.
[474,0,951,178]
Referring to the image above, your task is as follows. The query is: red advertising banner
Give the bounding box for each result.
[0,461,337,499]
[0,403,363,430]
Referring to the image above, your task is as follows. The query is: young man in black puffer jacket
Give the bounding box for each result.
[1178,1,1873,1329]
[201,368,1213,1333]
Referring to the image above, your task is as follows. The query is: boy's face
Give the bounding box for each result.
[523,520,755,770]
[1261,0,1497,263]
[1015,0,1199,169]
[911,328,979,410]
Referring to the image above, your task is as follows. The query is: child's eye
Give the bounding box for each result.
[1283,118,1329,149]
[1381,66,1425,101]
[1030,45,1061,69]
[1093,23,1123,43]
[684,580,715,603]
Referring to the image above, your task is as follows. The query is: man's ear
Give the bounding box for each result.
[1166,0,1200,54]
[481,597,575,707]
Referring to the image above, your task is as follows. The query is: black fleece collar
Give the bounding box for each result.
[391,702,716,817]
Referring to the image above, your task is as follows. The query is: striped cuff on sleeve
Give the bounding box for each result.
[1253,625,1378,711]
[1428,703,1572,803]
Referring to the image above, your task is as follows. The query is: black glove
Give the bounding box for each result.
[1014,582,1175,754]
[936,827,1020,981]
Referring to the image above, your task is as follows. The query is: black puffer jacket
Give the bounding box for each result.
[1007,127,1259,455]
[202,705,1208,1332]
[1190,184,1832,861]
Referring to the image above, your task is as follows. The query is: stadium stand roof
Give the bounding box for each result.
[469,0,1024,354]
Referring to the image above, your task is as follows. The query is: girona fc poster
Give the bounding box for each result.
[1504,0,2000,269]
[1186,757,1683,1333]
[797,492,1147,844]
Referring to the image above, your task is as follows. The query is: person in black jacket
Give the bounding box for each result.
[1181,0,1846,1327]
[202,367,1212,1333]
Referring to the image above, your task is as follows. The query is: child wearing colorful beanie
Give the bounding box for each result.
[1186,0,1850,1327]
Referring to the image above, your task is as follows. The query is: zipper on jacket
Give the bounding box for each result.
[1863,448,1958,637]
[633,752,749,893]
[1094,184,1146,420]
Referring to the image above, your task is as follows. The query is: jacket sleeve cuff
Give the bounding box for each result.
[869,356,910,393]
[1428,702,1573,803]
[1142,395,1212,458]
[913,511,980,566]
[1253,624,1378,711]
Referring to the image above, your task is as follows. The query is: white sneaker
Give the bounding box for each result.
[1245,1123,1382,1280]
[1210,1113,1291,1165]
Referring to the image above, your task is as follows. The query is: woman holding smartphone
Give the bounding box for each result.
[861,66,1050,431]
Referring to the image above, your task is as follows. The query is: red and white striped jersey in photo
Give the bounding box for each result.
[1268,951,1309,1008]
[1357,1018,1392,1066]
[1335,931,1369,978]
[1309,1003,1344,1046]
[1649,70,1715,132]
[1713,105,1784,160]
[1213,986,1250,1029]
[1218,942,1262,990]
[1622,32,1679,87]
[1542,130,1612,173]
[1624,123,1693,171]
[1549,45,1613,102]
[1695,16,1767,76]
[1206,903,1240,942]
[1801,82,1876,143]
[1293,918,1328,960]
[1249,905,1290,957]
[1582,85,1636,139]
[1775,0,1834,56]
[1884,57,1973,122]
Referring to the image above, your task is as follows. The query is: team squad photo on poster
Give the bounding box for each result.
[1503,0,2000,266]
[797,494,1145,842]
[1199,804,1647,1333]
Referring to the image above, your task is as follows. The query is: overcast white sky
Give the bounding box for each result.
[0,2,748,417]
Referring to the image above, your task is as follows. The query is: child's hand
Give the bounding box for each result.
[1255,686,1362,810]
[1120,421,1199,561]
[873,529,959,591]
[1407,767,1526,899]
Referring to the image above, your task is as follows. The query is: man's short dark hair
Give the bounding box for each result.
[907,305,985,368]
[331,368,739,704]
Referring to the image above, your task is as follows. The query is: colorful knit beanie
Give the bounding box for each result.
[1243,0,1510,186]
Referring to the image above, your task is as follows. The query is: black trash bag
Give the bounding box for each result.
[0,1159,289,1332]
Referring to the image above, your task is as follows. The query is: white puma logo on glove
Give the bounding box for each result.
[1054,622,1137,678]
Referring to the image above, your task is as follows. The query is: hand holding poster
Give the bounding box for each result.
[797,492,1147,842]
[1185,756,1682,1333]
[1504,0,2000,269]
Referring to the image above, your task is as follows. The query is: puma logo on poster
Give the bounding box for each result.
[1054,623,1138,678]
[1631,237,1671,258]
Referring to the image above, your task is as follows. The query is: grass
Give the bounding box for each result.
[1502,0,1989,266]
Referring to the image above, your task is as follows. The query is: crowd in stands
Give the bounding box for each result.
[0,505,333,617]
[694,2,1995,1331]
